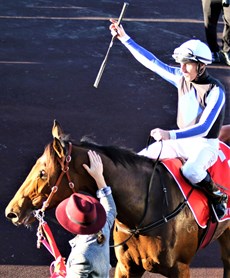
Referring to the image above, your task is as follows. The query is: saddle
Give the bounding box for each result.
[161,141,230,248]
[161,142,230,249]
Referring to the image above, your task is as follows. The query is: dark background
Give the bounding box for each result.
[0,0,229,277]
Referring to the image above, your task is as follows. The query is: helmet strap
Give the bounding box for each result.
[195,63,206,80]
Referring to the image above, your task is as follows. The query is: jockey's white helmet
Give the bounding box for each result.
[172,39,212,65]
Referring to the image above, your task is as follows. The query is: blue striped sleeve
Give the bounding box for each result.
[170,86,225,139]
[122,38,181,87]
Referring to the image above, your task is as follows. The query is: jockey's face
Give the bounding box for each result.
[180,62,199,82]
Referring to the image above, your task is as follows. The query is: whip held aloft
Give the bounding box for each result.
[93,2,129,88]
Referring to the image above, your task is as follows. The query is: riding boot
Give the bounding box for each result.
[196,173,228,219]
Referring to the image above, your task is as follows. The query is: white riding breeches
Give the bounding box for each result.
[138,138,219,184]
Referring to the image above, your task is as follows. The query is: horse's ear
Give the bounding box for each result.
[52,119,64,140]
[52,120,66,158]
[53,137,65,158]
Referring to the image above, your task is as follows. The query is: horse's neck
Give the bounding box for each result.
[103,159,156,226]
[71,145,166,226]
[103,159,179,228]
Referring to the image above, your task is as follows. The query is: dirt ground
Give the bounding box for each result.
[0,0,229,277]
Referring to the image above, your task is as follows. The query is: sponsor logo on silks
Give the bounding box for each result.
[218,149,230,167]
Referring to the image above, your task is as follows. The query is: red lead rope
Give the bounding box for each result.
[41,222,66,278]
[34,142,76,277]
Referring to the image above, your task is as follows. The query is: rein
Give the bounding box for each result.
[113,139,190,246]
[115,166,190,238]
[112,140,165,247]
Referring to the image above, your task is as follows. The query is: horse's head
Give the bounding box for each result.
[5,120,83,227]
[6,120,154,229]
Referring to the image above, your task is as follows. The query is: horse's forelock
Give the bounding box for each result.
[60,134,70,142]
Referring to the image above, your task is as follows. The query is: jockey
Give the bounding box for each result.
[109,19,228,219]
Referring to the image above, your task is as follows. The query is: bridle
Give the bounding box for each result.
[34,141,75,248]
[37,141,75,213]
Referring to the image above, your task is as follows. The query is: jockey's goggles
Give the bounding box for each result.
[172,47,200,63]
[172,47,212,64]
[172,40,212,65]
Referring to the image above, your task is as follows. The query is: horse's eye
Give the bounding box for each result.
[39,170,47,180]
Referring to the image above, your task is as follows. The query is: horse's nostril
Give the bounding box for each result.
[6,212,18,220]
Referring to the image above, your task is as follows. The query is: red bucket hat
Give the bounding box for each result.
[55,193,106,235]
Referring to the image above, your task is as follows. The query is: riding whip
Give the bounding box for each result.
[93,2,129,88]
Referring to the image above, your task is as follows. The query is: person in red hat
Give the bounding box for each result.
[55,150,117,278]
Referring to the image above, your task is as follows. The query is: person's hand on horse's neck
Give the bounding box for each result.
[83,150,107,190]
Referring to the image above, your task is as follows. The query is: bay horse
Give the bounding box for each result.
[5,120,230,277]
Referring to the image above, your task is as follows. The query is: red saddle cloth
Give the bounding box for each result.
[161,142,230,228]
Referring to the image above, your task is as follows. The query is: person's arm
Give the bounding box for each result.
[149,85,225,141]
[83,151,117,228]
[169,86,225,139]
[109,19,181,87]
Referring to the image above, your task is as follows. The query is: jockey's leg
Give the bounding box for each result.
[181,139,228,219]
[138,137,205,160]
[138,140,182,159]
[196,172,228,219]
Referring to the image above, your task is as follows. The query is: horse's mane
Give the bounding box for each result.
[79,138,152,167]
[44,137,153,170]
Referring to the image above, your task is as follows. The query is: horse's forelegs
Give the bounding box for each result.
[114,261,128,278]
[114,258,145,278]
[218,227,230,278]
[114,261,191,278]
[168,263,190,278]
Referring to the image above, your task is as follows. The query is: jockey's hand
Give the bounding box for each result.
[150,128,170,141]
[109,18,127,40]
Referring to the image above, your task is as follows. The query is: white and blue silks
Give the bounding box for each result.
[121,36,225,183]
